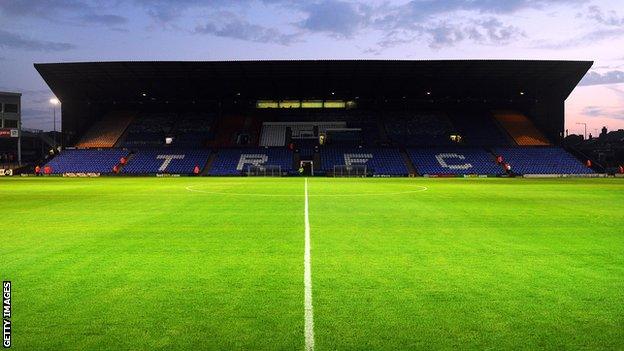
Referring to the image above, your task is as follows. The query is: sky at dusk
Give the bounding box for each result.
[1,0,623,135]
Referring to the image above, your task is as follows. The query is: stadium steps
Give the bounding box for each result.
[117,152,135,173]
[493,111,551,146]
[400,148,417,176]
[565,145,605,173]
[114,118,136,148]
[201,151,217,175]
[491,114,518,145]
[490,115,518,146]
[78,111,135,148]
[487,148,510,174]
[492,146,593,174]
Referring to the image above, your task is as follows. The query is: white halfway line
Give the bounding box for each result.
[304,178,315,351]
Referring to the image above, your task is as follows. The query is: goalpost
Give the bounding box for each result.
[333,164,368,177]
[246,164,282,177]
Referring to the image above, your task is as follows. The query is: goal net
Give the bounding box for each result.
[333,164,368,177]
[246,164,282,177]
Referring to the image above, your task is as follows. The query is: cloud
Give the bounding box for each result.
[132,0,260,22]
[132,0,306,22]
[361,47,382,56]
[579,70,624,86]
[80,14,128,26]
[0,29,75,51]
[581,106,624,120]
[0,0,602,51]
[537,5,624,49]
[134,0,200,22]
[0,0,88,19]
[377,17,523,49]
[375,0,585,28]
[367,0,580,50]
[195,15,301,45]
[298,0,370,38]
[408,0,586,15]
[533,27,624,49]
[1,1,129,29]
[133,0,583,43]
[586,5,624,26]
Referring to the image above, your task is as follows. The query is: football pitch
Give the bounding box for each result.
[1,177,623,350]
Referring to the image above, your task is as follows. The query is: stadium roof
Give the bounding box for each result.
[34,60,592,103]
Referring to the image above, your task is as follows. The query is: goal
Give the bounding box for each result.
[333,164,368,177]
[246,165,282,177]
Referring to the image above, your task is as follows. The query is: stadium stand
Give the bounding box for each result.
[260,124,288,147]
[120,113,175,147]
[171,112,215,147]
[122,148,210,174]
[76,111,134,148]
[33,60,596,176]
[320,147,408,176]
[493,147,593,174]
[260,122,348,147]
[384,112,453,146]
[294,139,319,158]
[349,120,380,146]
[493,111,551,146]
[408,147,503,175]
[448,110,511,146]
[45,149,129,174]
[208,148,294,175]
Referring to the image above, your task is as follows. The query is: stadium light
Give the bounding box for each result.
[520,91,525,96]
[426,91,432,96]
[49,98,60,147]
[141,92,147,97]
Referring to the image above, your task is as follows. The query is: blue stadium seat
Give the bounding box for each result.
[320,147,408,176]
[296,139,318,158]
[408,147,503,175]
[121,113,174,147]
[45,149,129,174]
[208,148,294,176]
[171,113,215,147]
[493,146,593,174]
[122,148,210,174]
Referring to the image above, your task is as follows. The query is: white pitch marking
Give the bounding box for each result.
[304,178,315,351]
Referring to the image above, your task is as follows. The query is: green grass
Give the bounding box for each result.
[1,177,623,350]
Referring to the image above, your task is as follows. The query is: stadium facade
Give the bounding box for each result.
[34,60,597,177]
[0,91,22,169]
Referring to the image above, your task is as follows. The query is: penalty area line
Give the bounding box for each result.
[304,178,315,351]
